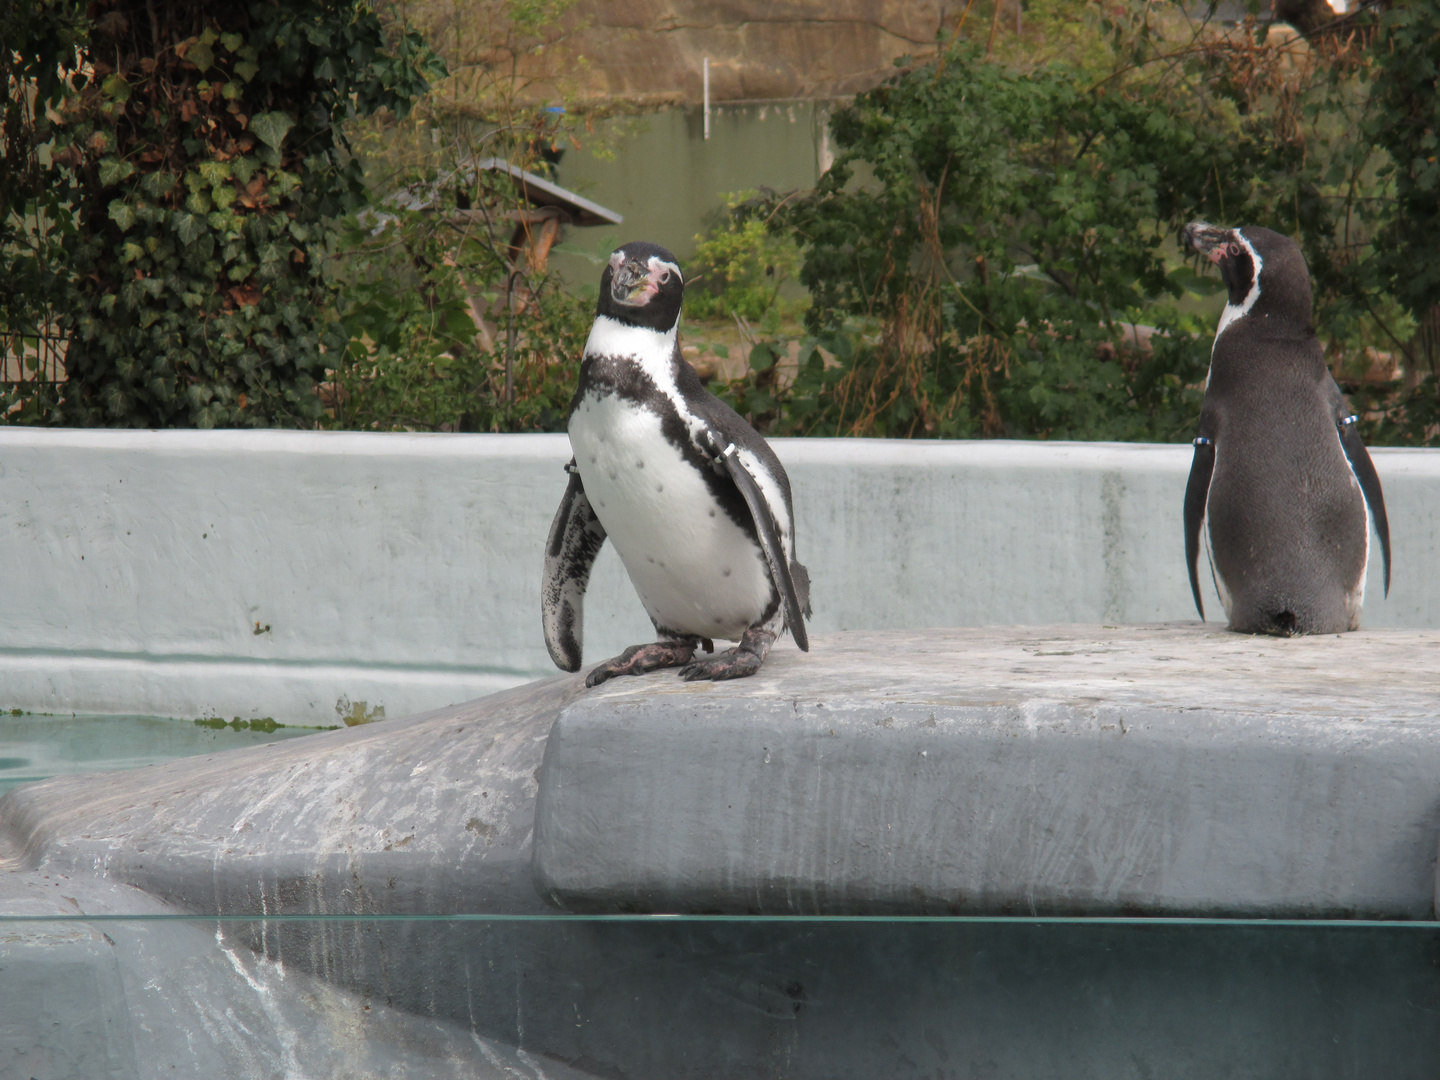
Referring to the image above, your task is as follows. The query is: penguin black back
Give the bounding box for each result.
[1182,222,1390,635]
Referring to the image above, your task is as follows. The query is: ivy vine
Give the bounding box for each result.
[1,0,444,427]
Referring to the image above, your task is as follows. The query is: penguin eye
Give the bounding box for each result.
[1227,242,1242,257]
[659,271,671,284]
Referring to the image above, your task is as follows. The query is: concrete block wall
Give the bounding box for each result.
[0,430,1432,723]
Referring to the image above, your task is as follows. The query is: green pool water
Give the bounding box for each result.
[0,712,321,797]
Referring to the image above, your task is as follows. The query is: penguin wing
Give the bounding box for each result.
[704,431,810,652]
[1337,418,1392,597]
[541,465,608,672]
[1184,435,1216,619]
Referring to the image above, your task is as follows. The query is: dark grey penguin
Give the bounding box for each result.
[1182,222,1390,635]
[541,241,810,685]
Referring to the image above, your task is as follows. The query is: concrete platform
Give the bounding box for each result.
[4,625,1440,1078]
[536,624,1440,918]
[3,624,1439,920]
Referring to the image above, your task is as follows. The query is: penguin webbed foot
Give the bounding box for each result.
[585,639,700,687]
[678,627,775,682]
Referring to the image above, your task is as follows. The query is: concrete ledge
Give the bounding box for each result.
[0,675,581,917]
[533,625,1440,918]
[6,627,1440,1076]
[6,626,1440,922]
[3,429,1436,722]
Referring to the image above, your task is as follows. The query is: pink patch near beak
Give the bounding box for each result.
[1207,249,1225,264]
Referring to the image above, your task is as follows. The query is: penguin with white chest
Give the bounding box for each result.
[1182,222,1391,635]
[542,241,810,685]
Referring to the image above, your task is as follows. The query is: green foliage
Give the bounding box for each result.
[718,45,1225,439]
[716,8,1440,444]
[0,0,444,427]
[0,0,89,411]
[328,181,592,432]
[317,0,599,433]
[1354,1,1440,442]
[686,192,803,328]
[1364,3,1439,322]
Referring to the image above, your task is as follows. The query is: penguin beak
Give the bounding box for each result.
[1184,221,1231,264]
[610,256,659,307]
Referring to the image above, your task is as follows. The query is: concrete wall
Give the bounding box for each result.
[0,430,1432,724]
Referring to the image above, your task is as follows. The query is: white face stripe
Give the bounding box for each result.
[1212,229,1263,353]
[648,255,682,284]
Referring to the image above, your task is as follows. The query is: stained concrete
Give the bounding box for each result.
[3,625,1440,1078]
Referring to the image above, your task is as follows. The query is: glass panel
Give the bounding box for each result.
[3,914,1437,1079]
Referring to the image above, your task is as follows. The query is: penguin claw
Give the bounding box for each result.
[585,640,698,687]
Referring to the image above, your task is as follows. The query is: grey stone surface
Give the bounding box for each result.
[1,675,582,919]
[4,626,1440,1077]
[534,624,1440,917]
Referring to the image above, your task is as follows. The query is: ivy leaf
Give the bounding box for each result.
[108,199,137,231]
[188,41,215,73]
[220,32,244,53]
[101,74,130,102]
[172,212,204,245]
[234,59,259,82]
[97,156,135,187]
[232,156,258,185]
[249,111,294,151]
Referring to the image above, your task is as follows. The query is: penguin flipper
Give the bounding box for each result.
[1337,418,1392,597]
[542,465,608,671]
[705,433,810,652]
[1184,437,1216,620]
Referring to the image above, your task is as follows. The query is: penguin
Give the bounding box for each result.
[541,240,810,685]
[1181,221,1391,635]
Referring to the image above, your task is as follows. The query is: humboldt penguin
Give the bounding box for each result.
[1182,222,1390,635]
[541,241,810,684]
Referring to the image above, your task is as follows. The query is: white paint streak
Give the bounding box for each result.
[215,925,312,1080]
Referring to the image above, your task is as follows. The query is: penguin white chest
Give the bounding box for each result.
[569,390,773,639]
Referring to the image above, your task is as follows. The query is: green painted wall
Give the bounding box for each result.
[550,103,832,289]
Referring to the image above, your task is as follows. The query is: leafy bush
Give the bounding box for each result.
[718,45,1226,440]
[685,192,804,329]
[327,177,593,432]
[0,0,442,427]
[717,6,1440,444]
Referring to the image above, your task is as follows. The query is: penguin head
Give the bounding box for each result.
[1183,222,1312,331]
[597,241,685,332]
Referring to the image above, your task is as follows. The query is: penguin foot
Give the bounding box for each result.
[679,627,775,682]
[586,639,699,687]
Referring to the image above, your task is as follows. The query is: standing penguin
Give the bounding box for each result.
[1182,222,1390,635]
[542,241,810,685]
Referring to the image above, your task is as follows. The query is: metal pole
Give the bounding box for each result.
[703,57,710,140]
